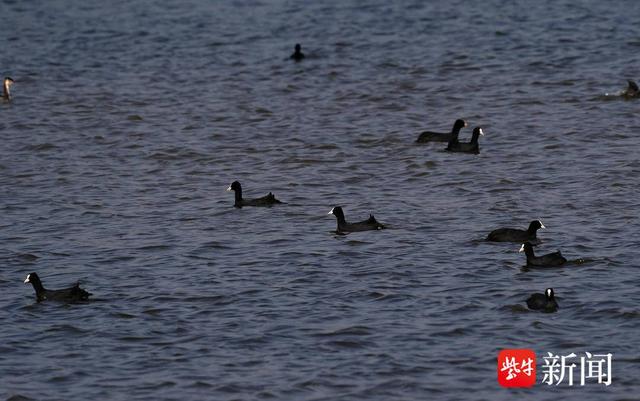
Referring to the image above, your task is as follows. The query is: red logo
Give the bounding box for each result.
[498,349,536,387]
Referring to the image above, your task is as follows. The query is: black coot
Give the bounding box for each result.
[328,206,384,233]
[446,127,484,154]
[227,181,282,208]
[487,220,545,242]
[290,44,305,61]
[416,119,466,143]
[24,272,92,302]
[526,288,559,312]
[519,242,567,267]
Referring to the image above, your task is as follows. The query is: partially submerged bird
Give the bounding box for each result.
[487,220,545,242]
[290,44,305,61]
[416,119,467,143]
[622,80,639,99]
[328,206,384,233]
[519,242,567,267]
[3,77,14,101]
[227,181,282,208]
[526,288,559,312]
[24,272,92,302]
[446,127,484,154]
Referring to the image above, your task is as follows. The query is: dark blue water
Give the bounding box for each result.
[1,1,639,400]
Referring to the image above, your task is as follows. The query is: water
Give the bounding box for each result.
[1,0,639,400]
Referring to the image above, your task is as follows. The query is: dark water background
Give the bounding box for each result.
[1,0,639,400]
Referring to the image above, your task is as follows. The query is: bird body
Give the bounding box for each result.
[24,272,91,302]
[446,127,484,154]
[519,242,567,267]
[526,288,559,312]
[290,44,305,61]
[227,181,282,208]
[416,119,467,143]
[328,206,384,233]
[487,220,545,242]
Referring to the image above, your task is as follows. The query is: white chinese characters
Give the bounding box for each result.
[541,352,612,386]
[501,356,534,380]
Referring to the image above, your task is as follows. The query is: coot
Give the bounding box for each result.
[446,127,483,154]
[328,206,384,233]
[227,181,282,208]
[290,44,305,61]
[487,220,545,242]
[519,242,567,267]
[24,272,92,302]
[526,288,559,312]
[416,119,467,143]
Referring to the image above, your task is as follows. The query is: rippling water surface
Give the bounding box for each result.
[1,1,639,400]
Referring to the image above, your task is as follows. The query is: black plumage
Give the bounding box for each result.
[290,44,305,61]
[328,206,384,233]
[526,288,559,312]
[24,272,92,302]
[446,126,484,154]
[519,242,567,267]
[487,220,545,242]
[416,119,467,143]
[227,181,282,208]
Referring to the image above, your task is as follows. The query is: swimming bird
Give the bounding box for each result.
[526,288,559,312]
[328,206,384,233]
[290,44,305,61]
[416,119,467,143]
[3,77,14,101]
[519,242,567,267]
[622,80,639,99]
[227,181,282,208]
[24,272,92,302]
[446,127,484,154]
[487,220,545,242]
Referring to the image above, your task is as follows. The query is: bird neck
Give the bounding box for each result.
[30,279,46,294]
[524,246,535,259]
[334,212,346,225]
[471,132,480,144]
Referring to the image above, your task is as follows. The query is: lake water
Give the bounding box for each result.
[1,1,639,400]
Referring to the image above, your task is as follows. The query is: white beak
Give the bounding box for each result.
[479,128,485,136]
[226,186,232,191]
[328,208,334,215]
[539,220,545,229]
[24,274,30,283]
[518,244,525,252]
